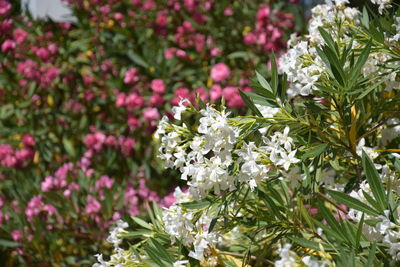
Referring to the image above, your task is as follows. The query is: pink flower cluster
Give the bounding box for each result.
[0,134,35,168]
[244,4,294,53]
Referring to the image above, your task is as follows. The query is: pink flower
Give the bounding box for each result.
[171,87,190,106]
[150,94,165,106]
[223,86,245,109]
[115,92,126,107]
[41,176,54,192]
[84,132,106,151]
[193,87,208,102]
[121,137,136,156]
[13,28,28,44]
[35,47,50,61]
[0,1,11,15]
[96,175,114,190]
[244,33,257,45]
[11,230,22,242]
[85,196,101,214]
[125,93,144,108]
[224,7,233,16]
[164,48,176,59]
[128,116,141,130]
[143,108,160,121]
[1,40,15,53]
[210,63,230,82]
[210,85,222,101]
[22,134,35,147]
[123,68,139,84]
[150,79,165,94]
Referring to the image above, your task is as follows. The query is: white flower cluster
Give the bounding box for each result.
[348,178,400,260]
[162,187,219,261]
[158,104,302,199]
[279,0,360,98]
[93,220,138,267]
[261,127,300,171]
[274,243,328,267]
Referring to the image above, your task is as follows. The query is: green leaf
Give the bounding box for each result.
[327,190,379,217]
[0,104,14,120]
[362,151,386,211]
[289,237,336,251]
[255,71,273,94]
[127,51,149,68]
[318,27,337,53]
[271,53,278,94]
[355,213,364,248]
[366,242,376,267]
[349,41,372,89]
[302,144,328,160]
[181,200,210,210]
[0,239,20,248]
[238,90,263,117]
[62,138,76,158]
[131,216,152,230]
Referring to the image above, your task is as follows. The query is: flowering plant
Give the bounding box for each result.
[0,0,302,265]
[95,0,400,266]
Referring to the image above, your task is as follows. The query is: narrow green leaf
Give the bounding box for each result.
[255,71,273,93]
[349,41,372,89]
[366,242,376,267]
[289,237,336,251]
[318,27,337,53]
[238,90,263,117]
[63,138,76,158]
[327,190,379,216]
[362,151,386,211]
[302,144,328,160]
[356,213,364,248]
[271,53,278,94]
[131,216,152,230]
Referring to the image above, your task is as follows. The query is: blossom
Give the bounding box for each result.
[210,63,230,82]
[151,79,165,94]
[123,68,139,84]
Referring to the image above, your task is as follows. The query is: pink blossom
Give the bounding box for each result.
[115,92,126,107]
[224,7,233,16]
[125,93,144,108]
[0,1,11,15]
[22,134,35,147]
[210,63,230,82]
[171,87,190,106]
[150,94,165,106]
[13,28,28,44]
[244,33,257,45]
[150,79,165,94]
[123,68,139,84]
[84,132,106,151]
[1,40,16,53]
[85,196,101,214]
[143,108,160,121]
[164,48,176,59]
[11,230,22,242]
[128,116,141,130]
[35,47,50,61]
[210,85,222,101]
[121,137,136,156]
[96,175,114,190]
[41,176,54,192]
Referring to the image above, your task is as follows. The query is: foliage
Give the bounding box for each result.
[0,0,303,265]
[95,0,400,266]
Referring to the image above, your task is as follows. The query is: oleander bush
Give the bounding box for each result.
[94,0,400,266]
[0,0,304,265]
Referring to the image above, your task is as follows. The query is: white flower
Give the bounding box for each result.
[172,98,190,120]
[173,260,189,267]
[277,150,300,171]
[281,166,305,190]
[274,243,297,267]
[370,0,392,14]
